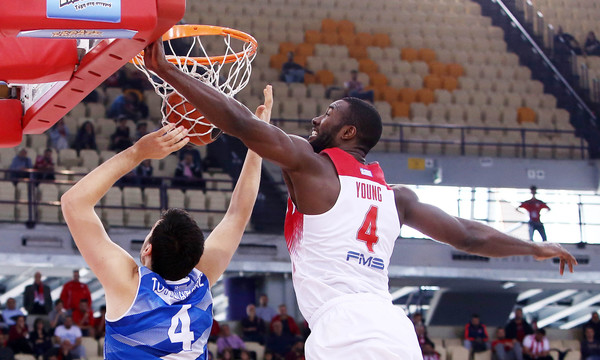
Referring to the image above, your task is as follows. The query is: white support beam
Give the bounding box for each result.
[538,294,600,328]
[390,287,419,301]
[522,290,578,314]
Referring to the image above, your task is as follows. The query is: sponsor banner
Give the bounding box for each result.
[18,29,137,39]
[47,0,121,23]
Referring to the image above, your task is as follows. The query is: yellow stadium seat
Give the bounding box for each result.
[517,107,537,124]
[418,48,437,63]
[270,53,287,69]
[373,33,391,47]
[424,75,443,90]
[359,59,378,73]
[321,18,338,33]
[305,30,321,44]
[392,102,411,117]
[348,46,368,59]
[356,33,374,47]
[398,88,417,103]
[416,88,435,104]
[428,62,448,77]
[279,42,296,55]
[321,32,339,45]
[401,48,419,62]
[442,76,459,91]
[337,19,355,35]
[296,43,315,57]
[369,73,388,88]
[447,63,465,77]
[339,33,358,47]
[315,70,335,86]
[382,87,399,103]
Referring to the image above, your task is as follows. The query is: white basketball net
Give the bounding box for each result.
[133,28,256,141]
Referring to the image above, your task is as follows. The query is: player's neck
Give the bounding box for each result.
[341,147,367,164]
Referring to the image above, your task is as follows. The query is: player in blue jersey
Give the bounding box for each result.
[61,86,273,359]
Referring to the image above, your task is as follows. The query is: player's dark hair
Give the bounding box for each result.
[530,185,537,192]
[341,97,382,153]
[149,208,204,281]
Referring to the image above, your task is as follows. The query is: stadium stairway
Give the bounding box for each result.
[471,0,600,158]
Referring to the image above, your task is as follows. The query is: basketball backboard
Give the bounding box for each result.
[0,0,185,147]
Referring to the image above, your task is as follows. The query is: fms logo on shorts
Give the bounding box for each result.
[346,251,385,270]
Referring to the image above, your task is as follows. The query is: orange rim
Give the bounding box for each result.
[132,24,258,66]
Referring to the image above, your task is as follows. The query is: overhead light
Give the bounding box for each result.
[420,286,440,291]
[503,282,516,289]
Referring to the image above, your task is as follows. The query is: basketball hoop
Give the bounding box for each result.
[132,24,258,146]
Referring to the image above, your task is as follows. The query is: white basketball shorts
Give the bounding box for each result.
[305,293,423,360]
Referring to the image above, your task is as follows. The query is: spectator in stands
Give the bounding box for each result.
[33,149,55,182]
[209,319,220,343]
[72,121,97,153]
[412,312,425,328]
[280,52,311,84]
[464,314,489,353]
[422,341,441,360]
[7,315,32,355]
[265,320,294,359]
[53,315,84,359]
[48,299,68,330]
[582,326,600,360]
[94,305,106,341]
[49,120,70,151]
[241,303,265,344]
[585,32,600,56]
[178,144,203,170]
[0,81,9,99]
[173,152,206,190]
[8,149,32,181]
[256,294,277,325]
[23,271,52,315]
[415,323,432,349]
[522,328,552,360]
[109,117,133,153]
[518,186,550,242]
[270,305,300,338]
[1,299,24,328]
[30,318,52,359]
[106,89,148,121]
[492,327,523,360]
[554,26,582,55]
[59,270,92,312]
[344,70,374,103]
[0,331,14,360]
[285,340,305,360]
[71,299,94,337]
[239,349,252,360]
[135,159,159,187]
[216,324,246,358]
[584,312,600,341]
[135,122,149,141]
[506,308,534,344]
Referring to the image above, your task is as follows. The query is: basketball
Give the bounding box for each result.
[165,92,222,146]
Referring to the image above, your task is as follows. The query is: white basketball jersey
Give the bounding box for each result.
[284,148,401,325]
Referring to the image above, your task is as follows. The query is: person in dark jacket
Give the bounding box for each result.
[505,308,534,344]
[464,314,489,353]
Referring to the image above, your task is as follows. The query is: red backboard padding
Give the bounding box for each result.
[0,99,23,148]
[0,37,78,83]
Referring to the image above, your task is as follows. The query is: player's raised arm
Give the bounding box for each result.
[394,185,577,275]
[143,39,317,173]
[61,125,190,291]
[196,86,272,286]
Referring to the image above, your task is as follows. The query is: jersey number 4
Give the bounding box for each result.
[168,305,194,351]
[357,205,379,252]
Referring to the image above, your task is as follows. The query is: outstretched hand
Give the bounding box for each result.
[144,39,171,75]
[133,123,189,160]
[533,242,577,275]
[254,85,273,123]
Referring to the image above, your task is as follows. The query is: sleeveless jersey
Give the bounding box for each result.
[105,267,213,360]
[284,147,401,325]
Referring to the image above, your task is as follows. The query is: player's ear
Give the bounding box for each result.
[340,125,357,140]
[142,243,153,256]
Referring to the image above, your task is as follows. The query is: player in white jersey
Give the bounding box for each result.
[143,40,577,359]
[61,86,272,359]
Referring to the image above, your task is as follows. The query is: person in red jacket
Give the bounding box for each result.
[270,305,300,337]
[518,186,550,242]
[464,314,489,353]
[59,270,91,312]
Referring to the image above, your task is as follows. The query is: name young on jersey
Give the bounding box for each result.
[356,181,382,202]
[346,251,385,270]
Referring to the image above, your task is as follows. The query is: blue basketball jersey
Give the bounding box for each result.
[105,266,213,359]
